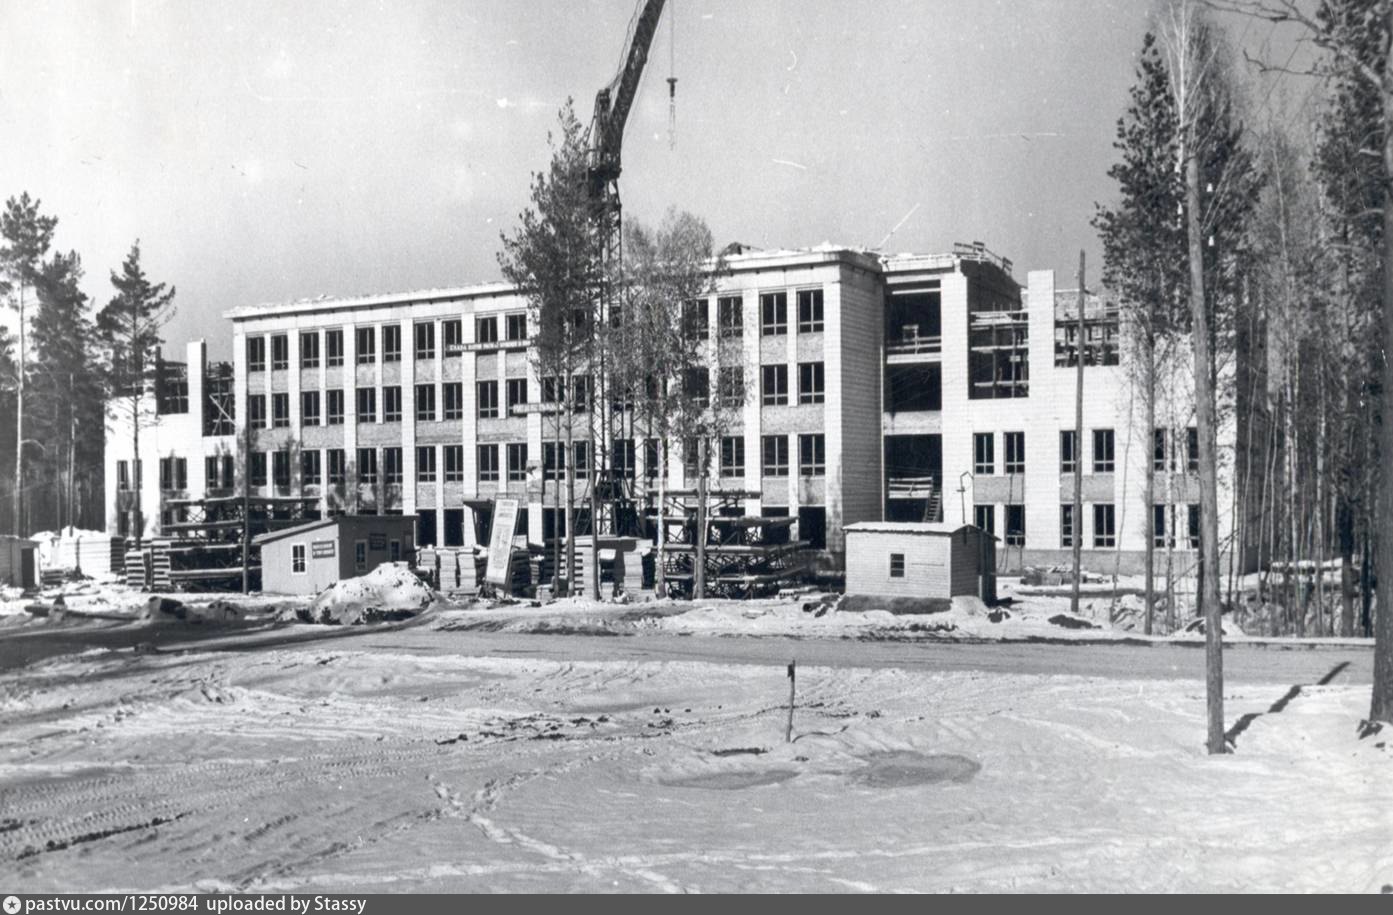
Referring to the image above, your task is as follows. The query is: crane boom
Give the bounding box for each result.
[589,0,666,196]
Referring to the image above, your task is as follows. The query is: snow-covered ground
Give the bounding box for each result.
[0,575,1386,892]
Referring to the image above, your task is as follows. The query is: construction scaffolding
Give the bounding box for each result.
[647,487,808,598]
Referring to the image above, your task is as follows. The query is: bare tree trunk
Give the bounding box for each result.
[1144,332,1156,634]
[1071,251,1086,615]
[1187,148,1225,754]
[694,437,707,600]
[655,433,666,596]
[12,284,23,536]
[1369,43,1393,723]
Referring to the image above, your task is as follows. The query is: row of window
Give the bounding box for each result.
[681,288,825,340]
[244,314,527,372]
[972,428,1199,476]
[245,363,832,429]
[973,502,1200,549]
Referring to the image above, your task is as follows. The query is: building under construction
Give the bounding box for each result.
[104,243,1254,587]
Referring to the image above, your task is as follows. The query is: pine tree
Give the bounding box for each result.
[96,242,175,549]
[0,193,58,536]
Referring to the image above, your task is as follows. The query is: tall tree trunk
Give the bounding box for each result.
[1369,40,1393,723]
[694,437,707,600]
[1144,331,1156,634]
[12,284,23,536]
[1187,150,1225,754]
[1071,251,1086,615]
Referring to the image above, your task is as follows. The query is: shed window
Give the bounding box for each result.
[354,540,367,571]
[292,543,306,574]
[889,553,905,578]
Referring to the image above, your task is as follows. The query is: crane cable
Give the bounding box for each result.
[666,1,677,150]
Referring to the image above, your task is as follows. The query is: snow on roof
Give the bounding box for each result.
[844,521,990,537]
[251,514,414,546]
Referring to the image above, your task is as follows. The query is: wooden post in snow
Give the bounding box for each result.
[785,660,796,742]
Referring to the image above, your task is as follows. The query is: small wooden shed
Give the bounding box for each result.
[0,535,38,589]
[254,515,416,596]
[844,522,996,604]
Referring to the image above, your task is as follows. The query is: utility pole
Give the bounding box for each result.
[1071,251,1086,616]
[694,437,707,599]
[12,282,24,536]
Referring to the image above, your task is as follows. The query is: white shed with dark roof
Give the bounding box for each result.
[844,522,995,604]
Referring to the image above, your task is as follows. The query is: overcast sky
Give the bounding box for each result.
[0,0,1298,359]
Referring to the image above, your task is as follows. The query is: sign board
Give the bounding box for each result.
[369,532,387,550]
[484,497,521,588]
[311,540,336,559]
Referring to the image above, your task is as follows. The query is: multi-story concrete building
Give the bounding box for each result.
[105,243,1249,576]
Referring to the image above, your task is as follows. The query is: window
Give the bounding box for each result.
[890,553,905,578]
[416,446,437,482]
[159,457,186,490]
[356,387,377,423]
[1153,428,1168,473]
[301,332,320,369]
[292,544,306,574]
[974,432,994,475]
[382,324,401,362]
[204,456,220,490]
[613,438,635,479]
[355,326,376,364]
[272,393,290,428]
[542,442,566,481]
[681,367,708,407]
[572,441,591,480]
[798,362,825,404]
[327,448,346,484]
[683,436,704,477]
[271,334,289,371]
[1188,503,1200,549]
[435,445,460,483]
[250,452,268,487]
[383,447,403,484]
[405,322,433,361]
[760,292,788,335]
[442,318,462,356]
[477,444,499,482]
[325,329,344,367]
[571,375,590,412]
[437,382,461,420]
[974,504,995,535]
[301,450,322,486]
[382,386,402,422]
[506,378,528,413]
[644,438,663,479]
[718,366,744,408]
[417,510,437,547]
[682,299,709,340]
[357,447,378,484]
[1152,504,1171,548]
[476,381,498,419]
[505,313,527,342]
[1005,504,1025,547]
[355,541,367,572]
[1060,504,1075,548]
[1004,432,1025,474]
[443,509,465,547]
[301,391,321,426]
[248,394,267,429]
[1093,429,1115,473]
[798,433,826,476]
[540,375,563,404]
[797,288,824,333]
[476,315,498,345]
[506,443,528,482]
[246,336,266,372]
[1186,427,1199,473]
[720,436,745,478]
[415,384,436,421]
[1060,430,1077,474]
[718,296,743,338]
[272,450,291,488]
[762,435,789,477]
[1093,503,1116,547]
[761,364,789,405]
[326,389,344,425]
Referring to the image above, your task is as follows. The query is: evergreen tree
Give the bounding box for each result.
[96,242,175,548]
[0,192,58,535]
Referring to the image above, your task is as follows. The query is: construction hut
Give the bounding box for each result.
[844,522,996,605]
[254,515,417,596]
[0,536,38,589]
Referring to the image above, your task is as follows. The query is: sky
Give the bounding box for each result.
[0,0,1303,360]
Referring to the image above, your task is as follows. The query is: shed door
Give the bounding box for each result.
[20,547,35,589]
